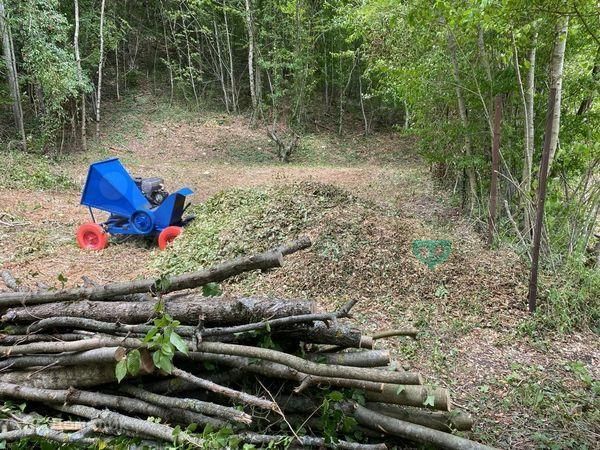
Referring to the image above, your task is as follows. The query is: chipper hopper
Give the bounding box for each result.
[76,158,193,250]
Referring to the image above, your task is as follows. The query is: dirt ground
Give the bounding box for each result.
[1,107,598,449]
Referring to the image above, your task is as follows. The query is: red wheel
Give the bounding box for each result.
[158,226,183,250]
[76,223,108,251]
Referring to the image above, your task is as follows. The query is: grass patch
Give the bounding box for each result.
[0,151,76,191]
[496,362,599,449]
[222,141,279,165]
[519,260,600,335]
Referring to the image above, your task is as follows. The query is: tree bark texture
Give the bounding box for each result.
[547,16,569,168]
[95,0,106,137]
[0,0,26,149]
[244,0,257,110]
[523,31,537,233]
[0,346,126,370]
[365,384,450,411]
[0,237,310,307]
[447,30,477,213]
[272,322,373,349]
[354,405,495,450]
[73,0,86,150]
[0,382,221,427]
[528,88,558,312]
[365,402,473,432]
[0,364,121,389]
[303,350,390,367]
[187,352,386,392]
[193,341,423,385]
[3,297,314,326]
[487,95,502,246]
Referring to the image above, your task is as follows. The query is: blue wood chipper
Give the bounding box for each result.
[76,158,193,250]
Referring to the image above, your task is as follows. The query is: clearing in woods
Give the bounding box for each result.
[1,99,598,449]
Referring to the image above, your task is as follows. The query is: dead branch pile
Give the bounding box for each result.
[0,237,493,449]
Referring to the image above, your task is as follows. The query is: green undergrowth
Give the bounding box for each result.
[482,362,600,449]
[0,151,76,191]
[519,260,600,335]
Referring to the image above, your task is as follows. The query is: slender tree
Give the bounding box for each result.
[73,0,86,151]
[223,1,237,112]
[513,30,537,237]
[244,0,257,113]
[488,95,502,247]
[213,19,230,113]
[0,0,26,149]
[95,0,106,137]
[528,16,570,312]
[547,16,569,168]
[447,30,477,213]
[528,88,558,313]
[523,30,537,235]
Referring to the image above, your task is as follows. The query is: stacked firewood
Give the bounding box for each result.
[0,238,493,449]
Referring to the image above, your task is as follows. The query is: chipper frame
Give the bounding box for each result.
[76,158,193,250]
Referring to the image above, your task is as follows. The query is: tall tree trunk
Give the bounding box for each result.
[161,15,173,105]
[181,10,199,109]
[255,47,262,109]
[523,31,537,235]
[528,17,570,312]
[115,49,121,100]
[73,0,86,151]
[477,25,493,134]
[477,26,492,88]
[448,31,477,213]
[547,16,569,168]
[487,95,502,247]
[244,0,257,112]
[338,52,358,135]
[513,31,537,237]
[95,0,106,138]
[223,3,237,113]
[359,65,369,135]
[213,19,230,113]
[528,88,558,313]
[0,0,26,150]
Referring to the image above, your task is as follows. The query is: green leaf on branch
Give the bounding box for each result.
[170,332,189,355]
[115,359,127,383]
[202,282,222,297]
[153,273,172,293]
[423,394,436,407]
[153,350,174,374]
[126,350,141,376]
[327,391,344,402]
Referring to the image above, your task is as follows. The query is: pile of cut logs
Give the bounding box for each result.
[0,237,493,449]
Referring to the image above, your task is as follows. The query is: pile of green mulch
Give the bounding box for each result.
[153,182,526,331]
[154,181,381,275]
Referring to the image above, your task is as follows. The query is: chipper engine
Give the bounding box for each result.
[75,158,193,250]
